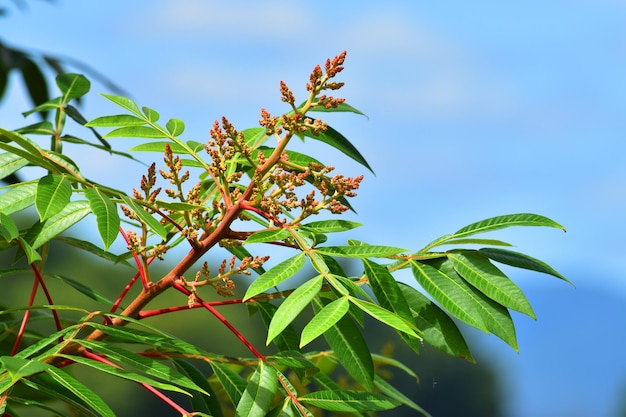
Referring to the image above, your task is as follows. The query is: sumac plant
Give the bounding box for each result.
[0,52,569,416]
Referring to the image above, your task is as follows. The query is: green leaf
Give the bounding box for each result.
[35,174,72,221]
[54,236,131,265]
[348,297,421,339]
[56,73,90,100]
[302,121,373,173]
[267,276,323,345]
[314,245,407,258]
[174,359,223,417]
[16,237,41,263]
[23,373,102,417]
[0,182,37,214]
[15,121,55,135]
[479,247,571,283]
[266,351,318,373]
[0,127,44,158]
[433,238,513,247]
[298,390,397,412]
[235,362,278,417]
[313,297,374,390]
[243,253,306,300]
[363,258,422,353]
[411,261,487,332]
[127,141,203,154]
[166,118,185,136]
[57,354,192,396]
[398,283,474,362]
[209,362,248,407]
[120,196,169,240]
[465,284,519,350]
[253,301,300,352]
[142,106,160,122]
[300,296,349,347]
[453,213,566,239]
[84,187,120,249]
[100,93,142,116]
[21,97,64,118]
[46,274,117,305]
[308,101,368,118]
[44,367,115,417]
[0,213,18,241]
[300,220,362,234]
[447,251,536,318]
[104,126,168,139]
[85,114,146,127]
[244,228,290,244]
[29,200,91,249]
[0,152,28,180]
[373,375,431,416]
[0,356,49,379]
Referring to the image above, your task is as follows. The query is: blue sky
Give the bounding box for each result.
[2,1,626,416]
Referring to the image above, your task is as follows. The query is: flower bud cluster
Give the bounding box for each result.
[183,256,270,298]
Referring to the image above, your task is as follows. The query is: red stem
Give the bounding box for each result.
[11,260,62,355]
[119,227,149,287]
[82,350,192,416]
[172,280,266,360]
[110,256,155,313]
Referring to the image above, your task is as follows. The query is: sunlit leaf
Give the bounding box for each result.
[100,93,142,116]
[453,213,566,239]
[267,276,323,345]
[85,114,146,127]
[410,261,487,332]
[398,283,474,362]
[56,73,90,100]
[166,118,185,136]
[120,196,169,240]
[0,182,37,214]
[298,390,397,412]
[104,126,168,139]
[314,245,407,258]
[307,101,368,118]
[363,258,422,353]
[29,200,91,249]
[16,237,41,263]
[300,220,361,234]
[313,297,374,390]
[141,106,159,122]
[243,253,306,300]
[235,362,278,417]
[447,251,535,318]
[84,187,119,249]
[0,152,28,180]
[300,296,349,347]
[348,297,420,339]
[244,228,290,244]
[0,213,18,241]
[302,121,373,173]
[15,121,55,135]
[0,356,49,379]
